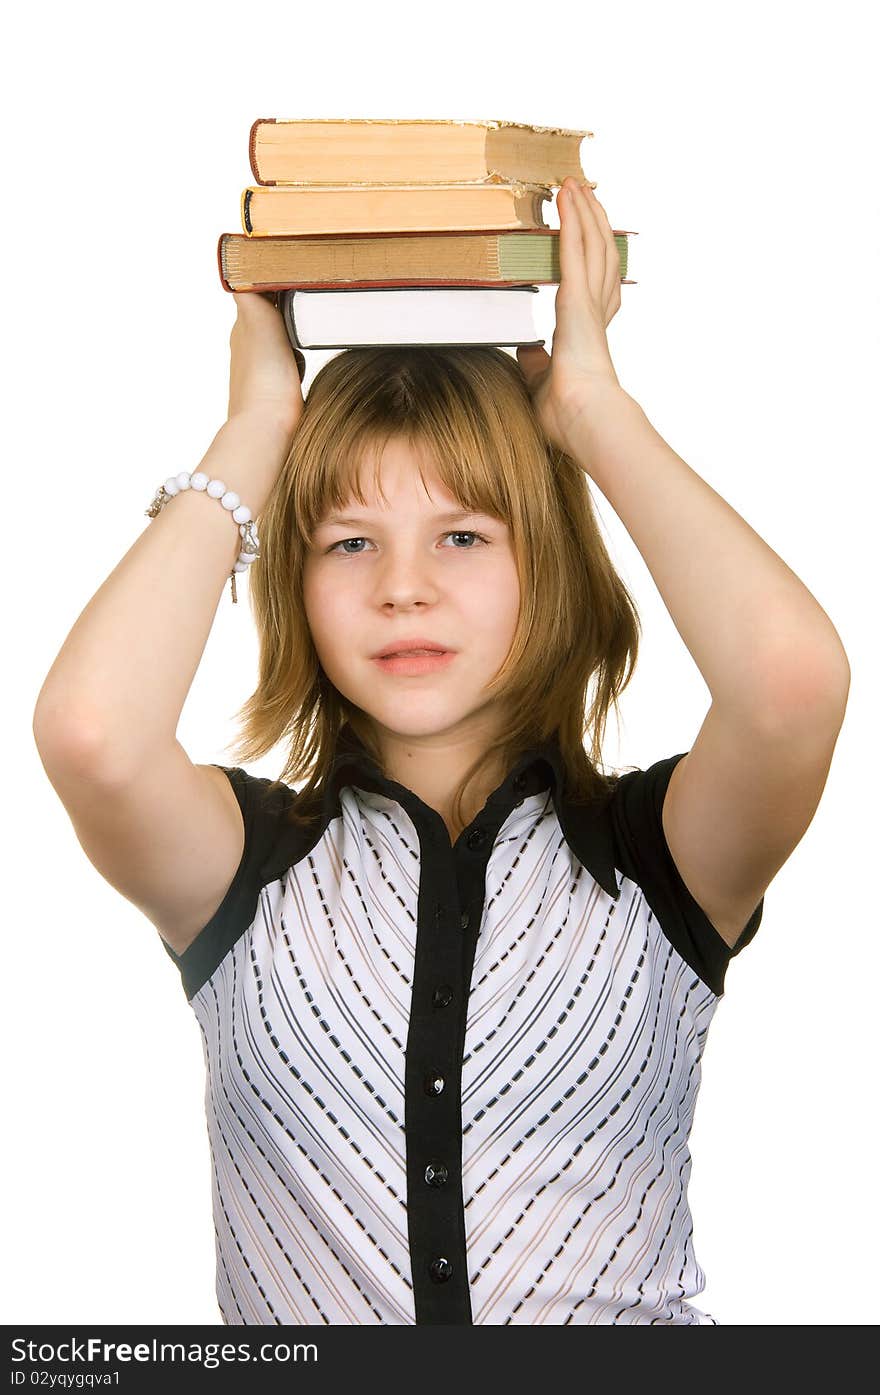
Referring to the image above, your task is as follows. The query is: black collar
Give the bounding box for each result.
[297,722,621,902]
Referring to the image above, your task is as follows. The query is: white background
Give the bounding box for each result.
[4,0,877,1327]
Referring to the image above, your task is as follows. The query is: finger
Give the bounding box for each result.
[569,181,608,306]
[574,183,622,324]
[232,289,278,308]
[232,290,260,314]
[557,180,588,298]
[581,183,622,303]
[515,343,551,392]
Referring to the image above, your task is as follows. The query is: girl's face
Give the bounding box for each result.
[302,435,521,747]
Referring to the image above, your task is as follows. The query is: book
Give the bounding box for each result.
[223,115,636,360]
[241,181,562,237]
[249,117,591,188]
[279,285,545,349]
[217,226,635,293]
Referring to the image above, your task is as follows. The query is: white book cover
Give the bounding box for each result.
[280,286,545,350]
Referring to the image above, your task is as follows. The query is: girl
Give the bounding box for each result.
[33,177,850,1324]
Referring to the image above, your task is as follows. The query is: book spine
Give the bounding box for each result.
[216,232,230,292]
[248,116,276,185]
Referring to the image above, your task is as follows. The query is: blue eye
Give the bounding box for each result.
[326,530,488,555]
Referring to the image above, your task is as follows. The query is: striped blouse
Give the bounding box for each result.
[161,722,763,1325]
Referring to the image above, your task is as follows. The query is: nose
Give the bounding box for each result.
[373,542,441,610]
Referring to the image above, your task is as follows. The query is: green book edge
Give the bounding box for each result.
[500,232,628,281]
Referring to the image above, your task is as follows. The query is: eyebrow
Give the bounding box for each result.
[316,509,493,529]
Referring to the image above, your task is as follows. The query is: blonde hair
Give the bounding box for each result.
[226,346,641,831]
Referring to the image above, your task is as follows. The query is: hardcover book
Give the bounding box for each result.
[248,117,591,187]
[279,285,545,349]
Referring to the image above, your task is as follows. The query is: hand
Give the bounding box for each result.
[517,176,626,457]
[227,290,305,431]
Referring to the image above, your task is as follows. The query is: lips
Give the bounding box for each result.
[371,646,457,676]
[371,638,451,659]
[384,648,443,657]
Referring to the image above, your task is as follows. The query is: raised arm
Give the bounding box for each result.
[32,294,303,956]
[518,178,850,949]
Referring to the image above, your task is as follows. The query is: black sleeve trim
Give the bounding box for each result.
[158,765,294,1002]
[607,752,764,996]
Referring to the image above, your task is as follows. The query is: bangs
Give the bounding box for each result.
[290,349,527,547]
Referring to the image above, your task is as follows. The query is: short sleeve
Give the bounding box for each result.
[159,765,296,1002]
[606,752,764,996]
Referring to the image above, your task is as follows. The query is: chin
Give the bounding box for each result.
[352,693,484,741]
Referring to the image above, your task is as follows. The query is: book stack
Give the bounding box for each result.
[216,118,637,352]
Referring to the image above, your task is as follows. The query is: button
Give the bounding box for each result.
[466,827,487,850]
[459,911,470,931]
[513,772,528,792]
[424,1072,445,1096]
[434,903,444,925]
[428,1257,453,1283]
[432,984,454,1008]
[424,1161,449,1187]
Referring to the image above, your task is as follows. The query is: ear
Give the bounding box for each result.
[516,344,552,394]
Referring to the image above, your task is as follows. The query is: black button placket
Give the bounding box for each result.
[343,752,552,1325]
[403,803,504,1324]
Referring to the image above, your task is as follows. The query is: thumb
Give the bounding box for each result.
[516,343,551,391]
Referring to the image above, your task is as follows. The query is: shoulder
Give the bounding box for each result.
[599,753,762,996]
[161,765,333,1002]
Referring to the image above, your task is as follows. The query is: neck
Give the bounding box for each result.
[372,714,508,839]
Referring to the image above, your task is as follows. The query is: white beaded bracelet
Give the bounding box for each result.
[145,471,260,604]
